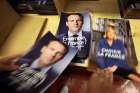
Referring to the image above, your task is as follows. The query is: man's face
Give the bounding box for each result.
[39,41,66,67]
[106,27,116,40]
[66,15,83,34]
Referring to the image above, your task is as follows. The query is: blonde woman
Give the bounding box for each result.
[96,22,140,83]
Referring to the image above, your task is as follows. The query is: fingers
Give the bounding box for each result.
[105,66,118,73]
[0,64,19,71]
[0,54,23,64]
[0,53,23,71]
[0,53,23,62]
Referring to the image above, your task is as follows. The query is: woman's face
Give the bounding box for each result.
[106,27,116,40]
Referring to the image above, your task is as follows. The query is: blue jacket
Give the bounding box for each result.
[96,38,133,71]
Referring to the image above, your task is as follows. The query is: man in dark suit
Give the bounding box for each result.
[0,39,68,93]
[57,13,91,62]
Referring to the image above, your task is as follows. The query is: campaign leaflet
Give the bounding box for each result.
[91,18,138,67]
[56,12,91,64]
[0,32,77,93]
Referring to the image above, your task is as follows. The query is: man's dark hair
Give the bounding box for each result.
[44,39,68,55]
[66,13,84,23]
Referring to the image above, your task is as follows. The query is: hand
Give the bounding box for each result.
[0,54,23,71]
[104,65,118,73]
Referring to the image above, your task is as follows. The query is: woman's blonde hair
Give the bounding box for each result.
[104,21,117,40]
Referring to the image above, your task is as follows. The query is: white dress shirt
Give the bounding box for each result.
[31,59,52,74]
[68,31,84,50]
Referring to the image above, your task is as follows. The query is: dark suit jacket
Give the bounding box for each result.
[57,31,91,59]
